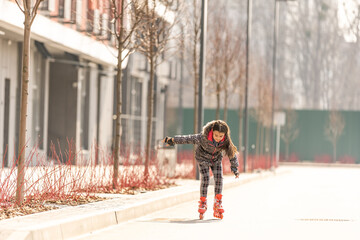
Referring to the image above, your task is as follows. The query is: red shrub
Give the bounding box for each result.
[289,153,300,162]
[338,155,356,164]
[279,153,299,162]
[0,142,174,208]
[314,155,332,163]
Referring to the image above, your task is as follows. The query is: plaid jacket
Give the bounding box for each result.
[173,121,239,169]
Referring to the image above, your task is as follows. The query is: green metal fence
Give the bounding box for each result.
[166,108,360,163]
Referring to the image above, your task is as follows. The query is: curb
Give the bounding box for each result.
[279,162,360,168]
[0,169,289,240]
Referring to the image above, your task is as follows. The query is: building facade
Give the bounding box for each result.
[0,0,175,166]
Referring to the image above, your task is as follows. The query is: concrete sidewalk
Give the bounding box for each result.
[0,168,289,240]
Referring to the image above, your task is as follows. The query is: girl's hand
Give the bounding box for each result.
[163,137,175,146]
[231,167,239,178]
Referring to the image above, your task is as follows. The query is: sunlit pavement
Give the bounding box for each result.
[73,166,360,240]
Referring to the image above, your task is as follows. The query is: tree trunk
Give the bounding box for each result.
[238,91,243,152]
[260,125,264,156]
[255,121,260,171]
[265,127,270,168]
[193,35,199,132]
[239,117,243,149]
[216,83,220,120]
[193,37,198,179]
[113,0,125,189]
[313,14,321,109]
[224,88,228,122]
[333,141,337,163]
[260,125,265,168]
[16,9,31,206]
[285,141,289,161]
[193,73,198,134]
[145,54,155,177]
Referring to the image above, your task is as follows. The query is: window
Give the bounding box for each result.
[58,0,65,18]
[131,76,142,116]
[3,78,10,167]
[131,77,143,148]
[40,0,55,12]
[71,0,77,23]
[87,0,100,34]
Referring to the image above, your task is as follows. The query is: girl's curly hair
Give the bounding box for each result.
[212,120,237,159]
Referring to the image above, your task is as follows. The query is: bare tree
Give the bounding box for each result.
[14,0,43,206]
[109,0,145,189]
[206,3,226,120]
[181,0,202,178]
[325,111,345,162]
[339,0,360,110]
[134,0,180,177]
[185,0,201,134]
[286,1,347,109]
[251,61,272,158]
[234,1,360,111]
[234,52,246,152]
[208,0,246,147]
[280,109,299,161]
[205,2,244,122]
[222,22,243,122]
[229,13,246,152]
[276,3,298,108]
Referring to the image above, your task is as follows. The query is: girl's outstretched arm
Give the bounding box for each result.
[173,133,202,145]
[163,133,201,146]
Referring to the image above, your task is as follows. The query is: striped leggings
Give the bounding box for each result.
[198,163,223,197]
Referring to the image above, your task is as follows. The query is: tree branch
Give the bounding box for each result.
[30,0,44,26]
[14,0,25,13]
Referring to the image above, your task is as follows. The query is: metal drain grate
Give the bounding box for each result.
[297,218,352,222]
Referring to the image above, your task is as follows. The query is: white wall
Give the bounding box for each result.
[0,37,18,167]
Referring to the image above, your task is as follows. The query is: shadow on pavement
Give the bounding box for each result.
[141,217,221,224]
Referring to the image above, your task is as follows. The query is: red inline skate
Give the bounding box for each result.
[198,197,207,220]
[213,194,224,219]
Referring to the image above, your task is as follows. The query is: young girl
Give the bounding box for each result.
[164,120,239,219]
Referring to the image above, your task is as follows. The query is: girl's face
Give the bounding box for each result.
[213,130,225,143]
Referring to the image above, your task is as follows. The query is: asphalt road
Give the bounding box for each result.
[74,167,360,240]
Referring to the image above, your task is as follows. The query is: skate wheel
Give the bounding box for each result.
[213,212,223,219]
[199,213,204,220]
